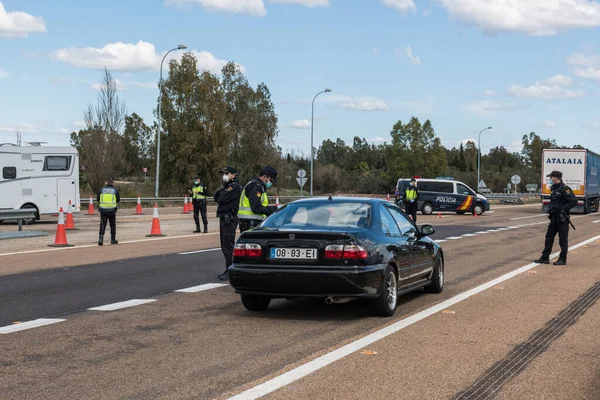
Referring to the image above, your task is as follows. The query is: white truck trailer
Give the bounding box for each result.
[0,143,80,223]
[541,148,600,214]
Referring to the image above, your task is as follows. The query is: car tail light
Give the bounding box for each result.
[233,243,262,258]
[324,244,368,260]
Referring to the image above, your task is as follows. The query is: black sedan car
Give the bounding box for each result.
[228,197,444,317]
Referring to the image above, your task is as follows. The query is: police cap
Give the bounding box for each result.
[219,166,238,174]
[260,165,278,184]
[546,170,562,179]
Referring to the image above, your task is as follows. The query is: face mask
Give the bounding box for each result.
[222,174,230,183]
[194,181,199,185]
[265,181,272,189]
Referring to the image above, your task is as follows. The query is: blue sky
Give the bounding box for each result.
[1,0,600,157]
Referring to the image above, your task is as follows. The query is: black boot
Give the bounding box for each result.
[194,226,201,233]
[111,238,118,245]
[203,225,208,233]
[553,259,567,265]
[98,234,104,246]
[533,257,550,264]
[218,271,229,281]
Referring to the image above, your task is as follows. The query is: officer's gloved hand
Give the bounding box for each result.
[559,212,567,223]
[410,200,414,203]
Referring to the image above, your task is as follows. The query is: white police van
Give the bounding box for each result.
[0,143,80,224]
[395,177,490,215]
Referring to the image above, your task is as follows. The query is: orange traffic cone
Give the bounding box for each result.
[275,196,280,207]
[473,211,480,218]
[146,203,166,237]
[87,195,95,215]
[48,207,74,247]
[182,196,190,214]
[134,195,143,215]
[387,193,390,202]
[65,200,79,230]
[438,213,443,218]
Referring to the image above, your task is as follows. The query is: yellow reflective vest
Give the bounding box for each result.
[405,188,418,201]
[192,184,206,200]
[99,187,117,211]
[238,182,268,220]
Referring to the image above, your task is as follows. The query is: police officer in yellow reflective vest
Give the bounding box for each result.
[238,165,279,233]
[189,175,208,233]
[403,178,420,222]
[97,176,120,246]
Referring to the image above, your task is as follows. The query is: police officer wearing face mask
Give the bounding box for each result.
[214,166,242,281]
[238,165,279,233]
[97,176,120,246]
[188,175,208,233]
[534,170,578,266]
[403,178,420,222]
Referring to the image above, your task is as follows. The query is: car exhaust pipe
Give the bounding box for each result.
[325,296,353,304]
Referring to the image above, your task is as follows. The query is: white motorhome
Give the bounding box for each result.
[0,144,80,223]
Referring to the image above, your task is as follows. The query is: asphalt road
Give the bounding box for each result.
[1,205,599,400]
[0,224,487,326]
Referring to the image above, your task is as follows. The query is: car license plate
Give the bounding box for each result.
[270,248,317,260]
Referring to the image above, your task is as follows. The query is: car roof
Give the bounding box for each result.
[290,196,385,205]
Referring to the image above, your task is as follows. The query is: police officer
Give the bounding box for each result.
[534,170,578,265]
[214,166,242,281]
[404,178,419,222]
[189,175,208,233]
[238,165,279,233]
[97,176,120,246]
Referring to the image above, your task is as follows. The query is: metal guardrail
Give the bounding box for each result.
[0,209,37,231]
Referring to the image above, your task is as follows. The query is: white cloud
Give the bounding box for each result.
[165,0,266,16]
[543,74,574,86]
[506,75,584,99]
[585,122,600,129]
[269,0,329,7]
[372,48,378,55]
[405,46,421,65]
[465,100,524,115]
[484,90,496,96]
[290,119,311,129]
[575,67,600,82]
[91,79,126,92]
[0,68,7,79]
[317,94,389,111]
[438,0,600,36]
[543,120,556,128]
[0,2,46,38]
[381,0,416,13]
[567,52,600,67]
[424,9,432,16]
[51,40,244,74]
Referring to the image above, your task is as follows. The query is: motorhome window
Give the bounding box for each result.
[3,167,17,179]
[457,183,473,195]
[44,156,71,171]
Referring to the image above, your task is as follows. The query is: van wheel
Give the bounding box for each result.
[473,203,484,216]
[20,204,38,225]
[421,202,433,215]
[455,211,466,215]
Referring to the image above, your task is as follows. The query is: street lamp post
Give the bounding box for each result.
[477,126,492,192]
[310,88,331,196]
[155,44,187,198]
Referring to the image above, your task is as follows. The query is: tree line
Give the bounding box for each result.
[71,53,585,196]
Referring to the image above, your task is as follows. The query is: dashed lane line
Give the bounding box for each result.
[226,234,600,400]
[0,318,66,334]
[87,299,157,311]
[592,220,600,224]
[510,214,547,221]
[175,283,229,293]
[178,248,221,255]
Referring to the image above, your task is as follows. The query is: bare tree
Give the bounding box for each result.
[73,68,127,192]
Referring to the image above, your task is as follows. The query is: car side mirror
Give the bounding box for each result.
[420,224,435,236]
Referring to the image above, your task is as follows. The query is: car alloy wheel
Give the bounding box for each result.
[373,265,398,317]
[425,256,444,294]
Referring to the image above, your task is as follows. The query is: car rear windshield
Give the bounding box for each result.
[262,201,372,229]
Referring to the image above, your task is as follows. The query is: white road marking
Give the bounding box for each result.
[461,234,477,237]
[178,248,221,255]
[510,214,547,221]
[475,231,490,234]
[87,299,156,311]
[175,283,228,293]
[495,228,510,231]
[445,236,463,240]
[506,226,520,229]
[592,220,600,224]
[0,318,66,334]
[435,240,447,243]
[0,233,220,257]
[227,234,600,400]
